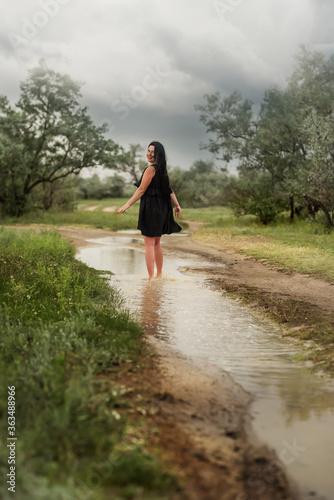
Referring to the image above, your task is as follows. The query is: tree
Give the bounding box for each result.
[76,174,125,199]
[228,172,287,224]
[287,48,334,226]
[114,143,145,184]
[195,90,255,164]
[169,160,230,208]
[0,60,119,216]
[29,175,78,211]
[195,88,293,220]
[250,86,307,220]
[195,48,334,226]
[300,110,334,227]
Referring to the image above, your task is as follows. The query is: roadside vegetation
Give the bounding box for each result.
[2,198,138,232]
[0,227,179,500]
[184,207,334,282]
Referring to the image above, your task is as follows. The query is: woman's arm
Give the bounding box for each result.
[170,191,181,218]
[116,166,155,214]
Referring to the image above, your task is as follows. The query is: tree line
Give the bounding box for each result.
[195,47,334,226]
[1,49,334,227]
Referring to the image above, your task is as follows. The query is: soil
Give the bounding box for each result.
[52,223,334,500]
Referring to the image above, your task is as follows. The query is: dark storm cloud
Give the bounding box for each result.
[1,0,333,168]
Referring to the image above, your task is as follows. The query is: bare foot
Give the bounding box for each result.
[156,274,163,280]
[148,276,155,282]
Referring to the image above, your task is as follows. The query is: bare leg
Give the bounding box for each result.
[154,237,163,278]
[143,236,155,281]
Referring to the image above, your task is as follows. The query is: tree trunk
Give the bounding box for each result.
[289,195,294,221]
[303,194,334,228]
[4,191,27,217]
[42,183,54,210]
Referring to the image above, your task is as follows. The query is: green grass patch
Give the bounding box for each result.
[181,206,257,226]
[2,197,191,234]
[0,228,178,500]
[1,198,139,231]
[183,207,334,281]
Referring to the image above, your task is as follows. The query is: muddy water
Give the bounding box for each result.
[78,235,334,500]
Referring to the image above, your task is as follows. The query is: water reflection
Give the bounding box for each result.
[140,280,168,337]
[276,375,334,425]
[85,237,144,275]
[78,238,334,499]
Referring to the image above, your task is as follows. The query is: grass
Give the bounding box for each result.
[182,206,334,282]
[0,228,179,500]
[2,198,139,231]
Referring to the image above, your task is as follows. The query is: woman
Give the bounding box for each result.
[116,141,182,281]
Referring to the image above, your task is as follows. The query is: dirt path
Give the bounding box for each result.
[53,225,334,499]
[163,230,334,314]
[81,205,116,212]
[59,224,334,313]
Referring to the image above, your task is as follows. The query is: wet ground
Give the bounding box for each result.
[77,233,334,500]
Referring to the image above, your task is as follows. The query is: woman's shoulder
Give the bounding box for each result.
[145,165,156,175]
[142,165,156,182]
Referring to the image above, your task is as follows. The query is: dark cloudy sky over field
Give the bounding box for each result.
[2,0,334,170]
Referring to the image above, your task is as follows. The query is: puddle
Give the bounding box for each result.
[78,236,334,500]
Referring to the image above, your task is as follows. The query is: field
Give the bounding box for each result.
[0,227,178,500]
[182,206,334,281]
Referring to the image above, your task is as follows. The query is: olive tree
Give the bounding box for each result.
[0,60,119,215]
[195,48,334,226]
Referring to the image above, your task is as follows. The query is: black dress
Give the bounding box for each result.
[135,166,182,237]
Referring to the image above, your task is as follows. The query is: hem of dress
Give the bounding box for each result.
[138,229,182,237]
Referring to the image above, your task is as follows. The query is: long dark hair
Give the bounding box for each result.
[148,141,172,195]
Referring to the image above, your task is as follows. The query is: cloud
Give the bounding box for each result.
[0,0,333,168]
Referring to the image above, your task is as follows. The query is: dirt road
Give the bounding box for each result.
[55,224,334,500]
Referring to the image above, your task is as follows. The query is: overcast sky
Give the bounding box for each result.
[1,0,334,171]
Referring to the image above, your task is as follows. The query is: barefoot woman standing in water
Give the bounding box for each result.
[116,141,182,281]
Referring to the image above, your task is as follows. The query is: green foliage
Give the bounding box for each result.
[1,197,139,230]
[195,90,255,162]
[27,175,78,211]
[298,109,334,226]
[196,47,334,226]
[76,173,126,199]
[0,228,177,499]
[0,60,119,216]
[169,160,230,208]
[114,143,146,184]
[185,206,334,281]
[228,173,288,224]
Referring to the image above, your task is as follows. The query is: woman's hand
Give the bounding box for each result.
[116,203,130,214]
[174,205,181,218]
